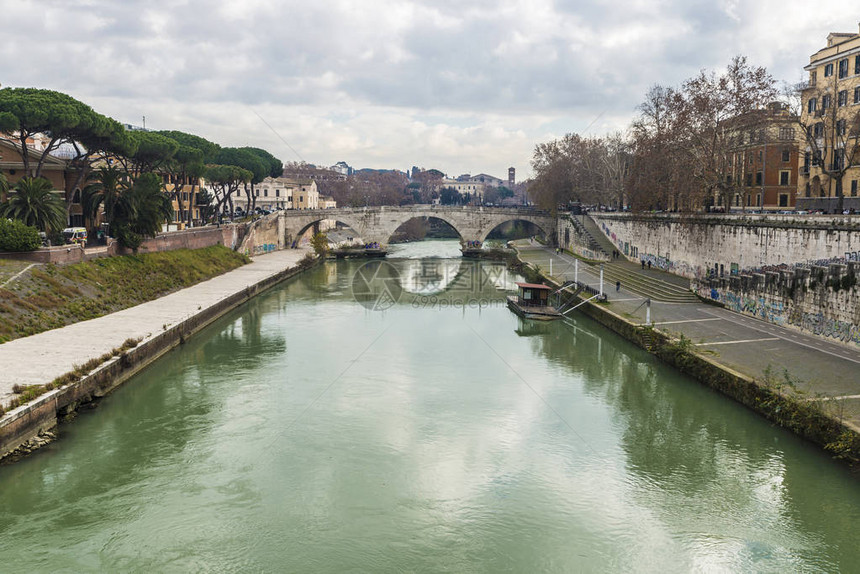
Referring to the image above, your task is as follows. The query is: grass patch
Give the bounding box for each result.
[0,246,248,343]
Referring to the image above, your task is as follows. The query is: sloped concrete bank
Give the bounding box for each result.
[514,254,860,468]
[0,254,317,464]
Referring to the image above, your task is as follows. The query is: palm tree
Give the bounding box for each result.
[82,165,130,229]
[112,173,173,249]
[0,176,67,233]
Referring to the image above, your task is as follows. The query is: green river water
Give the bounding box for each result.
[1,240,859,572]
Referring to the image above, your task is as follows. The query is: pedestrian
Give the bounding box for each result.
[641,259,645,270]
[647,261,651,270]
[616,280,621,292]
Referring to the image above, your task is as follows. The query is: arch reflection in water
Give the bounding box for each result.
[349,255,518,310]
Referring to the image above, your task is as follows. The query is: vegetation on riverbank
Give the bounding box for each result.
[0,245,249,343]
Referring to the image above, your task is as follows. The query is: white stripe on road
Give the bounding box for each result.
[808,394,860,402]
[650,318,724,326]
[696,338,779,346]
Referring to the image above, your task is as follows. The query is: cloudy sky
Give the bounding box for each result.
[1,1,858,179]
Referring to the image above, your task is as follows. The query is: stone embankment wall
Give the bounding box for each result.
[696,262,860,347]
[238,214,284,256]
[0,217,283,265]
[593,213,860,280]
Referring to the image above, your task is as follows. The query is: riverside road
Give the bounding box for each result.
[517,244,860,431]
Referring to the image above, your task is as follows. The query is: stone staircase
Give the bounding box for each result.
[571,214,699,303]
[565,214,610,257]
[589,260,699,303]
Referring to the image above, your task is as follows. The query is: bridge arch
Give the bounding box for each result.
[477,217,554,244]
[386,214,463,244]
[287,214,367,248]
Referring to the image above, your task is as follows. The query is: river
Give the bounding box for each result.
[1,239,858,572]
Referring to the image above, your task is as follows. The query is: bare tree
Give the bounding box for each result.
[679,56,777,210]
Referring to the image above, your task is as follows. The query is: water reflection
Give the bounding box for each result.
[0,240,858,571]
[523,315,860,571]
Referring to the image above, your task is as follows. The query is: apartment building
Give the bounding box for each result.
[724,104,801,211]
[797,25,860,207]
[231,177,319,211]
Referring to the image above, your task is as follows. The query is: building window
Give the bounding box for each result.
[824,63,834,77]
[803,152,811,174]
[779,171,790,186]
[838,90,848,106]
[808,98,817,113]
[813,123,824,138]
[782,148,791,162]
[779,194,789,207]
[756,194,761,206]
[778,127,795,140]
[856,55,860,75]
[837,119,847,136]
[275,189,280,197]
[758,151,763,162]
[852,180,858,197]
[822,93,832,109]
[263,189,268,197]
[810,70,817,86]
[854,86,860,104]
[756,171,763,186]
[833,149,845,171]
[838,58,849,79]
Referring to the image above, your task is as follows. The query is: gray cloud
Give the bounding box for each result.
[1,0,857,177]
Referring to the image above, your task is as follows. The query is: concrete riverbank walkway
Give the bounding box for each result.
[517,243,860,432]
[0,248,310,406]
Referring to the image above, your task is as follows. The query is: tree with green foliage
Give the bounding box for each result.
[0,88,108,178]
[196,189,214,222]
[310,232,329,257]
[166,145,204,225]
[157,130,221,163]
[111,173,173,250]
[0,171,8,200]
[203,164,253,221]
[64,115,136,208]
[216,148,267,212]
[82,165,131,232]
[0,218,41,252]
[240,147,283,178]
[121,131,179,176]
[159,131,222,226]
[0,176,67,233]
[439,187,462,205]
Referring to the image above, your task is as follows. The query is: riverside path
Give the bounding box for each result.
[0,248,310,407]
[517,243,860,432]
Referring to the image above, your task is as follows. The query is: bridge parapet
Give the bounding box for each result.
[279,205,556,252]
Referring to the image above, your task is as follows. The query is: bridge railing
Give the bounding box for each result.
[282,205,553,218]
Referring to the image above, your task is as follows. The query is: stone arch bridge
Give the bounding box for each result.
[280,205,556,250]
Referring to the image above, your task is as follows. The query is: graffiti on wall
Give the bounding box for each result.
[719,292,786,325]
[788,311,860,345]
[703,285,860,346]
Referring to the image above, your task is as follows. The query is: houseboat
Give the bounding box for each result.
[507,282,562,320]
